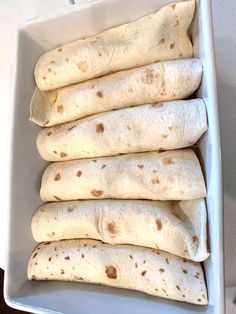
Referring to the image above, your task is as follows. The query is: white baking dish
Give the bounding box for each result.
[4,0,224,313]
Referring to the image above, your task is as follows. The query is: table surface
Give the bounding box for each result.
[0,0,236,313]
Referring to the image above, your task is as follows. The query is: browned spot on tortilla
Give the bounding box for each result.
[170,42,175,49]
[74,276,84,280]
[54,173,61,181]
[161,134,168,139]
[66,57,69,62]
[57,105,64,113]
[44,242,51,245]
[77,170,82,177]
[101,164,106,169]
[175,16,179,26]
[81,254,84,258]
[127,125,131,130]
[96,123,104,133]
[68,125,76,131]
[159,38,165,44]
[54,247,57,251]
[195,275,200,279]
[64,256,70,260]
[135,262,138,268]
[54,195,62,201]
[98,51,102,56]
[141,271,147,276]
[176,285,181,290]
[129,255,133,259]
[91,189,103,197]
[92,159,97,162]
[53,150,57,154]
[192,236,199,243]
[152,178,160,184]
[168,126,173,130]
[158,148,165,153]
[48,257,52,262]
[50,61,55,64]
[44,120,50,125]
[105,266,117,279]
[162,288,166,293]
[47,132,52,137]
[171,3,176,9]
[43,76,46,80]
[143,260,146,264]
[32,275,37,281]
[153,170,157,173]
[156,218,162,231]
[57,48,62,52]
[143,68,154,84]
[165,258,169,264]
[108,222,117,234]
[77,60,88,73]
[163,157,174,165]
[96,91,103,98]
[182,269,188,274]
[92,245,97,248]
[159,268,165,273]
[179,53,183,58]
[33,253,37,259]
[48,68,52,73]
[137,164,144,169]
[35,262,38,265]
[60,269,64,274]
[202,294,206,299]
[197,299,201,302]
[182,294,186,298]
[60,152,67,158]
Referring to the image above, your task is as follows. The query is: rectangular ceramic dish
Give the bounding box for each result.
[4,0,224,313]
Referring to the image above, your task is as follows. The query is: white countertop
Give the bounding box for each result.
[0,0,235,312]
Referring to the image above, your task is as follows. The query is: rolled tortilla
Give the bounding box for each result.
[36,99,207,161]
[40,149,206,201]
[31,58,202,127]
[34,1,195,91]
[32,199,209,262]
[28,239,208,305]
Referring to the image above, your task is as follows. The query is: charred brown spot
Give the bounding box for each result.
[66,57,69,62]
[129,255,133,259]
[159,268,165,273]
[54,195,62,201]
[160,38,165,44]
[48,68,52,73]
[192,236,199,243]
[91,189,103,197]
[143,260,146,264]
[43,76,46,80]
[44,242,51,245]
[96,91,103,98]
[137,164,144,169]
[202,294,206,299]
[135,262,138,268]
[47,132,52,137]
[162,288,166,293]
[92,245,97,248]
[60,152,67,158]
[144,68,154,84]
[77,170,82,177]
[50,61,55,64]
[98,52,102,56]
[156,218,162,231]
[141,271,147,276]
[179,53,183,58]
[165,258,169,264]
[105,266,117,279]
[163,157,174,165]
[155,288,158,292]
[158,148,165,153]
[127,125,131,130]
[33,253,37,259]
[81,254,84,258]
[92,160,97,163]
[65,256,70,260]
[182,269,188,274]
[197,299,201,302]
[161,134,168,139]
[35,262,38,265]
[74,276,84,280]
[101,164,106,169]
[57,105,64,113]
[48,257,52,261]
[152,178,160,184]
[32,275,37,281]
[44,120,50,125]
[195,275,200,279]
[168,126,173,130]
[176,285,181,290]
[171,3,176,9]
[182,294,186,298]
[96,123,104,133]
[77,60,88,73]
[60,269,64,274]
[108,222,117,234]
[57,48,62,52]
[183,259,187,263]
[53,150,57,154]
[54,173,61,181]
[170,42,175,49]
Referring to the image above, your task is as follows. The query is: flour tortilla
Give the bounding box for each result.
[34,1,195,91]
[28,239,207,305]
[36,99,207,161]
[40,149,206,201]
[32,199,209,262]
[31,58,202,127]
